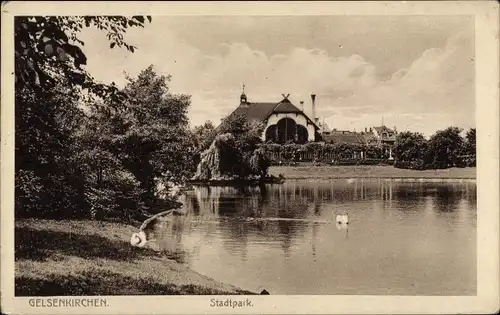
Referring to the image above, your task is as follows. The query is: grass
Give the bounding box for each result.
[269,165,476,179]
[15,218,256,296]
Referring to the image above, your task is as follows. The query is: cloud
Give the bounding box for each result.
[79,20,474,136]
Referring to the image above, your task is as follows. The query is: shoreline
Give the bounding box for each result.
[269,165,476,180]
[188,176,284,186]
[15,218,255,296]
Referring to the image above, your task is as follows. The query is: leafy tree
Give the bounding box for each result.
[458,127,477,167]
[74,97,146,221]
[249,147,271,177]
[218,113,265,177]
[393,131,429,170]
[15,16,152,219]
[15,16,150,97]
[15,81,87,218]
[193,113,269,180]
[427,127,464,169]
[114,66,195,208]
[464,128,476,156]
[193,120,217,152]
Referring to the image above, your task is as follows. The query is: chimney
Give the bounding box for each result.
[311,94,316,122]
[300,101,304,111]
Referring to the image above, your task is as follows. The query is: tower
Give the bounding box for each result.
[240,83,247,104]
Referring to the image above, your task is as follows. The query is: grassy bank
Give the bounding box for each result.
[269,165,476,179]
[15,218,255,296]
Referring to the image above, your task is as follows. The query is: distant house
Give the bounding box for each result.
[370,125,397,145]
[321,126,398,146]
[322,129,367,145]
[218,89,320,144]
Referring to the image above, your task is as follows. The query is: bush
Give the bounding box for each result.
[85,170,145,221]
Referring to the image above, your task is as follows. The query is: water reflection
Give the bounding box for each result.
[152,179,476,295]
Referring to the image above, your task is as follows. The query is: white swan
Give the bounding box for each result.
[335,213,349,225]
[130,209,184,247]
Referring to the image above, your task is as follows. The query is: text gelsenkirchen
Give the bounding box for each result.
[210,298,253,308]
[29,298,108,308]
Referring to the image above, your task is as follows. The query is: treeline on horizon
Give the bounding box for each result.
[257,127,476,170]
[392,127,475,170]
[14,16,475,223]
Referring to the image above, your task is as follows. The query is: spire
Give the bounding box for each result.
[240,83,247,104]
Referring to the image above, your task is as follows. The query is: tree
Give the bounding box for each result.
[15,80,88,218]
[428,127,464,169]
[114,65,195,208]
[460,127,477,167]
[15,16,151,96]
[193,121,216,151]
[192,113,269,180]
[464,128,476,156]
[74,97,146,221]
[218,113,265,177]
[393,131,429,170]
[249,147,271,178]
[15,16,152,219]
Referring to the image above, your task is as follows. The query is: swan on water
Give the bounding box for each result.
[335,212,349,224]
[130,209,185,247]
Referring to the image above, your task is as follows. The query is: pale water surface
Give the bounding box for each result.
[152,179,476,295]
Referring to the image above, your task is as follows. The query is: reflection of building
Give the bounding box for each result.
[221,87,320,144]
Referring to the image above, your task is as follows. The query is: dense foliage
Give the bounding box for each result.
[260,142,391,165]
[15,16,196,221]
[15,16,150,100]
[258,126,476,170]
[392,131,429,170]
[393,127,476,170]
[192,113,271,180]
[192,121,217,155]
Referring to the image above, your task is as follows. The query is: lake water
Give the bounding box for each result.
[153,179,476,295]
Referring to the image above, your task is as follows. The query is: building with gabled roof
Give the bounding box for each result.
[218,87,320,144]
[321,125,398,146]
[371,125,397,145]
[322,130,366,145]
[218,86,398,148]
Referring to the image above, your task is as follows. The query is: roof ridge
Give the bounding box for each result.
[271,100,283,112]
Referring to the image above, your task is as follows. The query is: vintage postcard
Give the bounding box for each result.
[1,1,499,314]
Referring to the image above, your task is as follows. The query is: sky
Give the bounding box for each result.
[78,15,475,137]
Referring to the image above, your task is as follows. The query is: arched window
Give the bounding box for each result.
[265,125,277,143]
[296,125,309,144]
[276,118,297,144]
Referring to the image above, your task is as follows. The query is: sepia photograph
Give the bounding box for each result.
[1,1,499,314]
